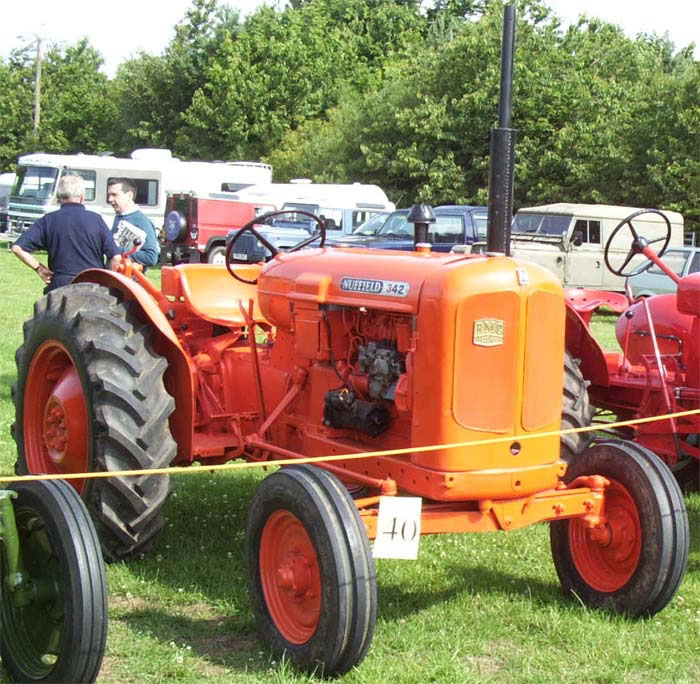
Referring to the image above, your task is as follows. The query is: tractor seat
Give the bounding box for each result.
[677,272,700,316]
[161,264,268,327]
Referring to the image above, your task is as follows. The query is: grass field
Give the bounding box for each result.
[0,249,698,683]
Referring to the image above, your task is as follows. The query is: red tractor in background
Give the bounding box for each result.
[566,209,700,487]
[10,6,690,676]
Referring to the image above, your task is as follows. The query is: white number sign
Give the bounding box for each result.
[372,497,422,560]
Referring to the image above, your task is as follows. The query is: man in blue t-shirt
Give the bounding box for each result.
[12,175,121,292]
[107,177,159,268]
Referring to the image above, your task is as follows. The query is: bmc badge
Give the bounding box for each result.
[340,277,410,298]
[473,318,505,347]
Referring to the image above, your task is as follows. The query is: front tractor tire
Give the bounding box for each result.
[550,440,688,617]
[0,480,108,683]
[13,282,176,561]
[246,465,377,677]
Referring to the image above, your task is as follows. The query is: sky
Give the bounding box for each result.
[0,0,697,77]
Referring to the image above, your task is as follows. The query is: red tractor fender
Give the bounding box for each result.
[565,303,611,388]
[564,288,629,325]
[564,289,629,388]
[73,268,196,460]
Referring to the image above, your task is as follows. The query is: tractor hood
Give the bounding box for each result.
[256,245,564,332]
[257,247,464,326]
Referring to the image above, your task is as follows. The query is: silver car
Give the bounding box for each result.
[627,246,700,297]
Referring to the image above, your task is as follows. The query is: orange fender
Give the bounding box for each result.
[74,268,195,461]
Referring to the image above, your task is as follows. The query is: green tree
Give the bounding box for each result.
[106,0,241,156]
[0,39,111,169]
[179,0,425,161]
[267,0,700,231]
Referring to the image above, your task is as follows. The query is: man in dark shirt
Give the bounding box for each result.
[12,175,121,292]
[107,177,159,268]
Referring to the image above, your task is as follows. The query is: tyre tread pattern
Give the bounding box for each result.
[1,479,107,683]
[561,352,594,461]
[13,283,176,561]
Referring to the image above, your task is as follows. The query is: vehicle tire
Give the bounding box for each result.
[550,439,688,617]
[13,282,176,561]
[0,479,108,683]
[206,245,227,265]
[560,352,594,461]
[246,465,376,676]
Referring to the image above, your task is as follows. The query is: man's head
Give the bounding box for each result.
[56,175,85,204]
[107,178,137,214]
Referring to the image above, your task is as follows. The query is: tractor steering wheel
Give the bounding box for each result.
[603,208,672,278]
[225,209,327,285]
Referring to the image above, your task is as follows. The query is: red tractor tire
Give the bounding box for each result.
[561,352,594,461]
[13,283,176,561]
[246,465,376,677]
[550,440,688,617]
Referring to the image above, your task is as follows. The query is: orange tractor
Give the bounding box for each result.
[11,6,688,676]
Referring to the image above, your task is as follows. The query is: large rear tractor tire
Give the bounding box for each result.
[0,479,108,683]
[550,440,688,617]
[560,351,594,461]
[246,465,376,676]
[13,282,176,561]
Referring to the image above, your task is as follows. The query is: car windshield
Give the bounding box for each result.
[512,213,572,236]
[376,211,411,237]
[352,212,389,236]
[13,165,58,200]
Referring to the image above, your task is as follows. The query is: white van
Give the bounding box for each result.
[465,203,685,291]
[6,149,272,239]
[224,180,396,250]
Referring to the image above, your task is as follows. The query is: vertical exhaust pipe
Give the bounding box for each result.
[486,4,517,256]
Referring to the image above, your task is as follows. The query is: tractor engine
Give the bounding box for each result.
[245,245,568,495]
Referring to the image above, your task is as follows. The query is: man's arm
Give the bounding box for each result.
[128,213,160,267]
[11,243,54,285]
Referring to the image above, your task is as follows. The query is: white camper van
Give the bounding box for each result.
[224,180,395,250]
[6,149,272,240]
[464,203,684,291]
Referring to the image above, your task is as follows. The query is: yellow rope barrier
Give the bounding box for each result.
[1,408,698,484]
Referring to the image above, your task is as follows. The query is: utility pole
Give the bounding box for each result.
[33,35,42,148]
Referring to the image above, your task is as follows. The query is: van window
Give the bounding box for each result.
[352,210,377,229]
[108,177,158,206]
[65,168,96,201]
[512,213,571,236]
[319,208,343,231]
[574,219,601,244]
